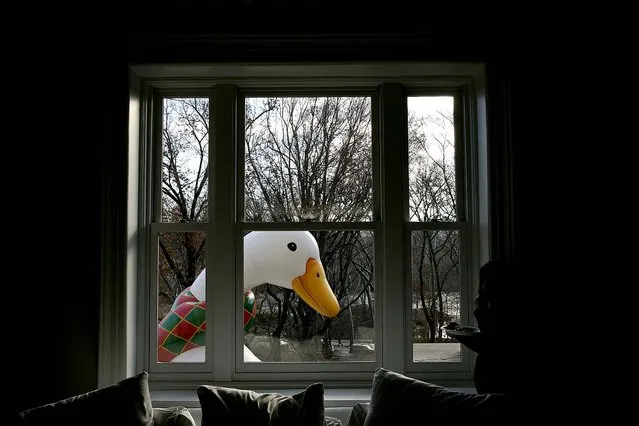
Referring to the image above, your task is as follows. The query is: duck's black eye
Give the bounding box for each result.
[287,242,297,251]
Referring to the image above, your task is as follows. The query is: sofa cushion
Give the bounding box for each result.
[197,383,330,426]
[325,415,343,425]
[325,407,355,425]
[363,368,510,424]
[17,371,154,426]
[153,406,196,426]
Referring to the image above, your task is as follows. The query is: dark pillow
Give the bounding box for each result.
[347,402,369,426]
[363,368,510,425]
[17,371,154,426]
[197,382,326,426]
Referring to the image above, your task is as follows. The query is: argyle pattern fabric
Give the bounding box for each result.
[157,287,206,362]
[157,286,258,362]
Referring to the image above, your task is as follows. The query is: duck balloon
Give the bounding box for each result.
[157,230,341,363]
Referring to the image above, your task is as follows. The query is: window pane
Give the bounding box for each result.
[407,96,456,222]
[162,98,210,223]
[242,230,375,362]
[411,229,461,363]
[244,97,373,222]
[157,231,206,363]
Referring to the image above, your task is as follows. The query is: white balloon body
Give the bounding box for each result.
[169,230,322,363]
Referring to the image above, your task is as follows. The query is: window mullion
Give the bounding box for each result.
[209,85,238,381]
[378,83,407,373]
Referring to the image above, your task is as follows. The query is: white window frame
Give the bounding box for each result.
[99,62,494,391]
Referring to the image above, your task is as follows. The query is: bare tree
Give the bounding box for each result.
[408,104,461,343]
[157,96,376,361]
[158,98,209,317]
[245,97,375,359]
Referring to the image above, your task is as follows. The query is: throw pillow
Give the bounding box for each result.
[346,402,369,426]
[17,371,154,426]
[363,368,510,425]
[197,383,326,426]
[153,406,196,426]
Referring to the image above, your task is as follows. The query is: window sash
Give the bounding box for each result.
[403,87,476,373]
[235,89,382,375]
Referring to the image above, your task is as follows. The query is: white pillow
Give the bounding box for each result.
[153,406,196,426]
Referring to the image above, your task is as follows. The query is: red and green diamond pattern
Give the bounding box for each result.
[158,287,257,362]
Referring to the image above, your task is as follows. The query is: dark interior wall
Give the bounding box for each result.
[9,59,108,413]
[11,23,539,413]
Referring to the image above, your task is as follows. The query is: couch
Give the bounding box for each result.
[16,368,511,425]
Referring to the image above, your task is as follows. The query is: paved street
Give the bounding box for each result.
[331,342,461,362]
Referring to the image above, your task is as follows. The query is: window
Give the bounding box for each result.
[100,63,494,389]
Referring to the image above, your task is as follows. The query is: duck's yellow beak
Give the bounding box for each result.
[292,258,340,318]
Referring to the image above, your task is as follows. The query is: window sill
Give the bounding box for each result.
[150,386,476,408]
